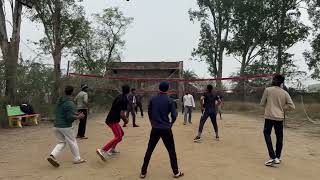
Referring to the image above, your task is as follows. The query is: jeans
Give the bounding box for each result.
[184,106,193,124]
[51,127,81,161]
[198,110,218,135]
[141,128,179,175]
[263,119,283,159]
[77,109,88,137]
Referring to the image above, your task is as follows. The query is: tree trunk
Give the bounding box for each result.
[52,50,62,103]
[239,54,247,101]
[276,1,286,74]
[0,1,23,128]
[216,51,223,89]
[51,0,62,103]
[4,1,22,104]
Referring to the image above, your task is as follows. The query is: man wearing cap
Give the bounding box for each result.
[75,84,89,139]
[140,81,183,179]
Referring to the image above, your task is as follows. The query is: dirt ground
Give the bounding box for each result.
[0,112,319,180]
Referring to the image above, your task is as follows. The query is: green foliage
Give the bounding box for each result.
[191,0,309,82]
[189,0,234,85]
[16,59,54,103]
[304,34,320,79]
[227,0,269,74]
[304,0,320,79]
[72,29,107,75]
[265,0,309,73]
[72,7,133,75]
[31,0,90,54]
[183,70,198,80]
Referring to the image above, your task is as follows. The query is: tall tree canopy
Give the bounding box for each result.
[190,0,234,88]
[304,0,320,79]
[266,0,309,74]
[227,0,269,78]
[31,0,90,102]
[72,7,133,75]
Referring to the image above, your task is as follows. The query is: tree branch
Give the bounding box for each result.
[47,0,54,14]
[207,1,219,34]
[233,55,242,64]
[33,2,54,52]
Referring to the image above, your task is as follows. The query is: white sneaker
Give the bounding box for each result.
[109,149,120,155]
[96,149,108,161]
[274,158,281,164]
[265,159,275,166]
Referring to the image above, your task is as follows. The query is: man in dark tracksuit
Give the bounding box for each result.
[194,84,221,142]
[124,88,139,127]
[140,82,184,179]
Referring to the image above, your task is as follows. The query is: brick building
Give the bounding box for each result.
[108,61,184,94]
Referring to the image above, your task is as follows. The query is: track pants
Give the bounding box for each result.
[141,128,179,175]
[198,110,218,135]
[51,127,81,161]
[102,123,124,152]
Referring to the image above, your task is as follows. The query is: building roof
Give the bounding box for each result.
[111,61,183,70]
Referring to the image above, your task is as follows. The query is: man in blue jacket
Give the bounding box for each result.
[140,82,184,179]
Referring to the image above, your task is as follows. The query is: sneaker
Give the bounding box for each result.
[73,158,86,164]
[109,149,120,155]
[265,159,275,166]
[274,158,281,164]
[47,155,60,167]
[193,136,201,142]
[96,149,107,161]
[140,174,146,179]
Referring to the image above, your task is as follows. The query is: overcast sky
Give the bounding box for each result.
[4,0,318,84]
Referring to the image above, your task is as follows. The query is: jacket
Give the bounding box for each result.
[148,93,177,129]
[54,96,77,128]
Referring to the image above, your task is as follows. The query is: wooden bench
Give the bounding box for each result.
[6,105,40,128]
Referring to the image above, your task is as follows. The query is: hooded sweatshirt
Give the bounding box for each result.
[54,96,77,128]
